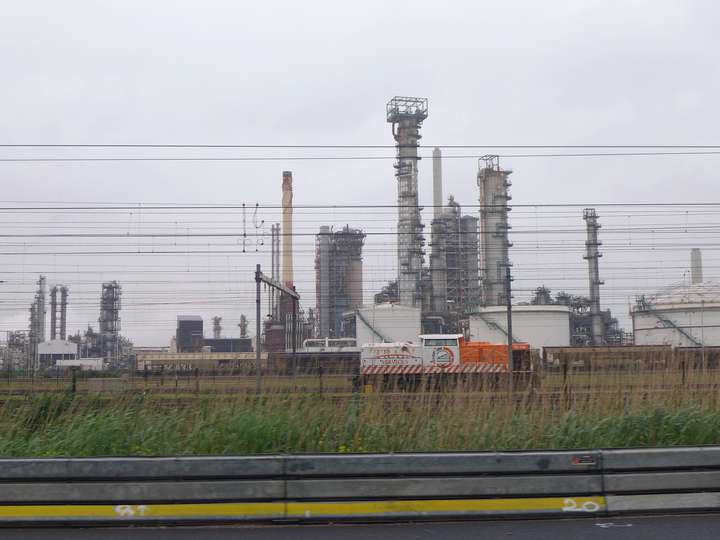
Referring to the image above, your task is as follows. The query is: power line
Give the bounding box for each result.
[2,202,720,211]
[2,151,720,162]
[3,144,720,149]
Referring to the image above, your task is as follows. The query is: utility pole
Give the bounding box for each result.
[505,264,514,390]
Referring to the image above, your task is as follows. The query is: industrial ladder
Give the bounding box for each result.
[475,313,523,344]
[646,307,703,347]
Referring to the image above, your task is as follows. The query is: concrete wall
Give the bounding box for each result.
[469,305,571,349]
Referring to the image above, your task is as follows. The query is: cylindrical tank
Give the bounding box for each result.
[632,282,720,347]
[469,305,571,350]
[355,304,421,346]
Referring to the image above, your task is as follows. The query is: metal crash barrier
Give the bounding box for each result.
[0,447,719,524]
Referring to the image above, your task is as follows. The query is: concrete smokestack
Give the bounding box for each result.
[432,147,442,219]
[282,171,294,286]
[691,248,703,284]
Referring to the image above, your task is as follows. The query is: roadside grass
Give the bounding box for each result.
[2,376,720,456]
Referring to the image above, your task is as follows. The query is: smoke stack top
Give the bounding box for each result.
[691,248,703,284]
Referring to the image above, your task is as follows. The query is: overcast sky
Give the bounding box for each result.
[0,1,719,345]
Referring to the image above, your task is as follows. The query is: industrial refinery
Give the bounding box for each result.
[2,96,720,376]
[304,96,627,354]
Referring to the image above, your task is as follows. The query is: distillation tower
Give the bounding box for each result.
[583,208,604,345]
[212,316,222,339]
[315,225,366,337]
[99,281,122,364]
[429,147,448,313]
[478,156,512,306]
[49,285,69,340]
[28,276,47,366]
[387,96,428,307]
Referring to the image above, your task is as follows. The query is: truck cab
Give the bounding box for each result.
[418,334,462,368]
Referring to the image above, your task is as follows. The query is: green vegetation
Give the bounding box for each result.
[2,387,720,456]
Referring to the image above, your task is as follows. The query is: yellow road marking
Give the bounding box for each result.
[0,502,284,519]
[0,496,606,520]
[287,497,607,517]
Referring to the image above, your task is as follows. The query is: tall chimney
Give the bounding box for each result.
[432,147,443,219]
[282,171,294,286]
[59,286,68,340]
[691,248,703,284]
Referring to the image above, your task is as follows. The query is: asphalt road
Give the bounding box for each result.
[4,515,720,539]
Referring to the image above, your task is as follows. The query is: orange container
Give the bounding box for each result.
[459,337,530,365]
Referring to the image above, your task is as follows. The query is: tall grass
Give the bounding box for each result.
[2,375,720,456]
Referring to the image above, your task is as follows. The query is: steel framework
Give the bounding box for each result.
[583,208,605,345]
[387,96,428,307]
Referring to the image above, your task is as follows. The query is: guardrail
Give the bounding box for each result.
[0,446,719,524]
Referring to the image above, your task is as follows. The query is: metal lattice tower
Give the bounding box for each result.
[478,156,512,305]
[387,96,428,307]
[99,281,122,363]
[583,208,605,345]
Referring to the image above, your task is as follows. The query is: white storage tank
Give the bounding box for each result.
[469,305,571,350]
[632,281,720,347]
[355,303,421,345]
